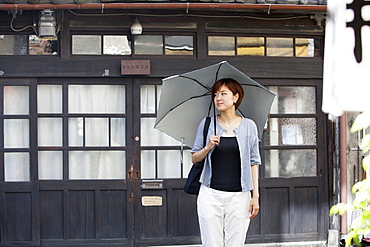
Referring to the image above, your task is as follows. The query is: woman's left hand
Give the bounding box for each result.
[249,197,259,219]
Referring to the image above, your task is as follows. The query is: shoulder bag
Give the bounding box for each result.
[184,117,211,195]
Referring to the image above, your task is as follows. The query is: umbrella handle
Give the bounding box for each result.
[180,137,184,166]
[213,100,217,136]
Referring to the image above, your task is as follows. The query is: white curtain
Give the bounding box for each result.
[3,86,30,181]
[140,85,192,179]
[37,84,126,180]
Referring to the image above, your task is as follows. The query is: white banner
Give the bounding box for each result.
[323,0,370,116]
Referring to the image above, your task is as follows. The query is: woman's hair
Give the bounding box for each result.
[211,78,244,109]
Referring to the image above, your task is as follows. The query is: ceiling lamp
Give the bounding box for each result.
[130,17,142,35]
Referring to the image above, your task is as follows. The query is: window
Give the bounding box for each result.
[71,34,194,56]
[0,35,58,55]
[72,35,101,55]
[37,84,127,180]
[266,37,293,57]
[140,84,192,179]
[165,35,194,55]
[72,35,131,55]
[134,35,162,55]
[208,35,321,57]
[3,86,30,182]
[237,37,265,56]
[208,36,235,56]
[264,86,317,178]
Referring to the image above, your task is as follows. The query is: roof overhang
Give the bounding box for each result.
[0,3,327,12]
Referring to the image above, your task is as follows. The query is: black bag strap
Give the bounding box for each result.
[203,117,211,148]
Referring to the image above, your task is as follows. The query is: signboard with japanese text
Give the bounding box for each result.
[121,60,150,75]
[323,0,370,116]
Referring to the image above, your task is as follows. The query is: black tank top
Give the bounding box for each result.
[210,136,242,192]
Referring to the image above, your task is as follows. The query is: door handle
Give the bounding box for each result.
[128,166,139,179]
[128,166,134,179]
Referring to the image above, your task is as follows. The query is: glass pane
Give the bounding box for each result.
[72,35,101,55]
[29,35,58,55]
[237,37,265,56]
[266,37,293,57]
[141,118,180,146]
[4,152,30,182]
[4,119,29,148]
[141,150,155,179]
[38,118,63,146]
[182,150,192,178]
[103,35,131,55]
[264,118,317,146]
[111,118,126,147]
[69,117,83,147]
[165,36,194,55]
[0,35,27,55]
[296,38,321,57]
[158,150,181,178]
[265,149,316,177]
[38,151,63,180]
[69,151,126,179]
[268,86,316,114]
[134,35,163,55]
[141,85,156,114]
[208,36,235,56]
[4,86,29,115]
[37,85,62,113]
[86,118,109,146]
[69,85,125,113]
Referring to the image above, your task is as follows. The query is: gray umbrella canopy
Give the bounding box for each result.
[154,61,276,148]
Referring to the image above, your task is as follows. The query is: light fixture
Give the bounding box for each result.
[38,9,56,37]
[130,17,142,35]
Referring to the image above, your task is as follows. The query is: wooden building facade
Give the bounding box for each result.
[0,2,330,246]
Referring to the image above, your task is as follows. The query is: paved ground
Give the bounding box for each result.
[148,241,327,247]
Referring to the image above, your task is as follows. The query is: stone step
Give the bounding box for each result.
[148,241,327,247]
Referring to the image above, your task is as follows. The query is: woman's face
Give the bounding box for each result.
[214,85,239,112]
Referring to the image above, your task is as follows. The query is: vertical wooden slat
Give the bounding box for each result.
[40,191,64,239]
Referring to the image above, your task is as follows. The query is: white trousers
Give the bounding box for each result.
[197,185,251,247]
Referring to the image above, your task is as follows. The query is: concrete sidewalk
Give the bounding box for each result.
[149,241,327,247]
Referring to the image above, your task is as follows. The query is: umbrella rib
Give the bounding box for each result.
[215,63,223,83]
[155,92,211,126]
[178,75,211,90]
[213,63,223,135]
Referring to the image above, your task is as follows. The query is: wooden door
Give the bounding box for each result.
[246,81,328,243]
[0,79,40,246]
[0,78,136,247]
[133,78,201,246]
[132,78,328,246]
[36,78,135,246]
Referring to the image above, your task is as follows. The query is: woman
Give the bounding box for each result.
[191,78,261,247]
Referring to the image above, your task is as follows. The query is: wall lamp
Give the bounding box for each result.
[130,16,142,35]
[38,9,56,37]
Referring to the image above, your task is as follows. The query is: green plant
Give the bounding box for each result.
[330,111,370,247]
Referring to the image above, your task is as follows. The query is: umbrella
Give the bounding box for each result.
[154,61,276,148]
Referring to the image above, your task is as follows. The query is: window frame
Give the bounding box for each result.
[260,83,320,179]
[206,34,323,58]
[37,79,129,181]
[69,31,196,58]
[0,33,59,56]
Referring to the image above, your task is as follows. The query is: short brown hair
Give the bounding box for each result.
[211,78,244,109]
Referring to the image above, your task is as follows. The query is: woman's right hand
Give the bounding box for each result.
[207,135,220,149]
[191,135,219,164]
